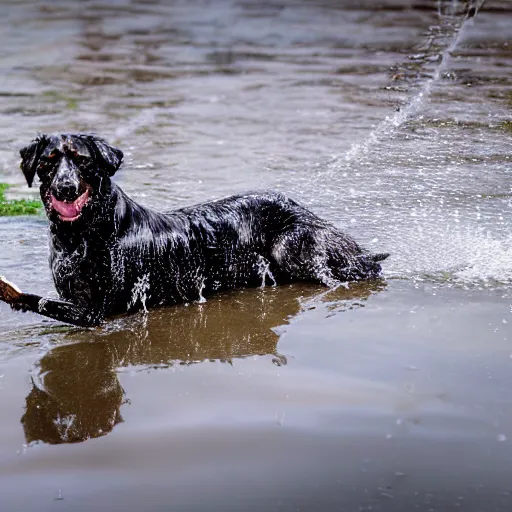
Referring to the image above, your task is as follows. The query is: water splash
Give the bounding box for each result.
[197,276,207,303]
[52,414,76,442]
[384,224,512,288]
[342,0,485,165]
[291,0,510,290]
[451,232,512,286]
[128,274,150,313]
[256,255,276,288]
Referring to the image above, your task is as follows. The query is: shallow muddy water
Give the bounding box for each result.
[0,1,512,510]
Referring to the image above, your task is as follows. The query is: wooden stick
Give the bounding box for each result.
[0,276,23,303]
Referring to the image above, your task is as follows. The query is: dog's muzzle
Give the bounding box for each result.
[49,157,91,222]
[50,188,90,222]
[51,178,81,202]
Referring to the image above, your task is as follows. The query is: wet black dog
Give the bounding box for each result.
[0,133,387,326]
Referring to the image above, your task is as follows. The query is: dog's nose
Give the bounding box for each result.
[51,180,80,202]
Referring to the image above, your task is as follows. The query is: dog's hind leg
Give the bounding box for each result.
[0,277,103,327]
[271,225,385,285]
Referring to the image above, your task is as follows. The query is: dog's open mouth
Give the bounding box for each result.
[51,188,90,222]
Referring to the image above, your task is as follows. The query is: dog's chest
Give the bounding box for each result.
[50,238,110,303]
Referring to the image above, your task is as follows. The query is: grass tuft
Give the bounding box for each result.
[500,120,512,133]
[0,183,42,216]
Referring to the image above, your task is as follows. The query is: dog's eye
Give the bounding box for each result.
[37,153,60,174]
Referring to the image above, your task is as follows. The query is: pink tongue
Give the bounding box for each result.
[51,189,89,218]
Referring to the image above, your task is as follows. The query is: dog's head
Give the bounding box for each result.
[19,133,123,223]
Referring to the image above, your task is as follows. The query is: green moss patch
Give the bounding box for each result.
[0,183,42,216]
[500,120,512,133]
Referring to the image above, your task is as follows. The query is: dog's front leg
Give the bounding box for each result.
[11,294,103,327]
[1,276,103,327]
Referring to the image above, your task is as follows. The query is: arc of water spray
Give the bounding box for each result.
[341,0,486,165]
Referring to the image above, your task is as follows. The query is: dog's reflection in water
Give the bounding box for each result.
[21,281,385,444]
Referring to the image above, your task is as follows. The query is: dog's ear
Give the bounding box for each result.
[19,136,49,188]
[83,135,123,176]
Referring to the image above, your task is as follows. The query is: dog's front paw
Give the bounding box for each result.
[0,276,23,304]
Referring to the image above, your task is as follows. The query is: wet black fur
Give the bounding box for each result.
[9,133,388,327]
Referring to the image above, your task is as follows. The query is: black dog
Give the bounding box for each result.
[0,133,388,327]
